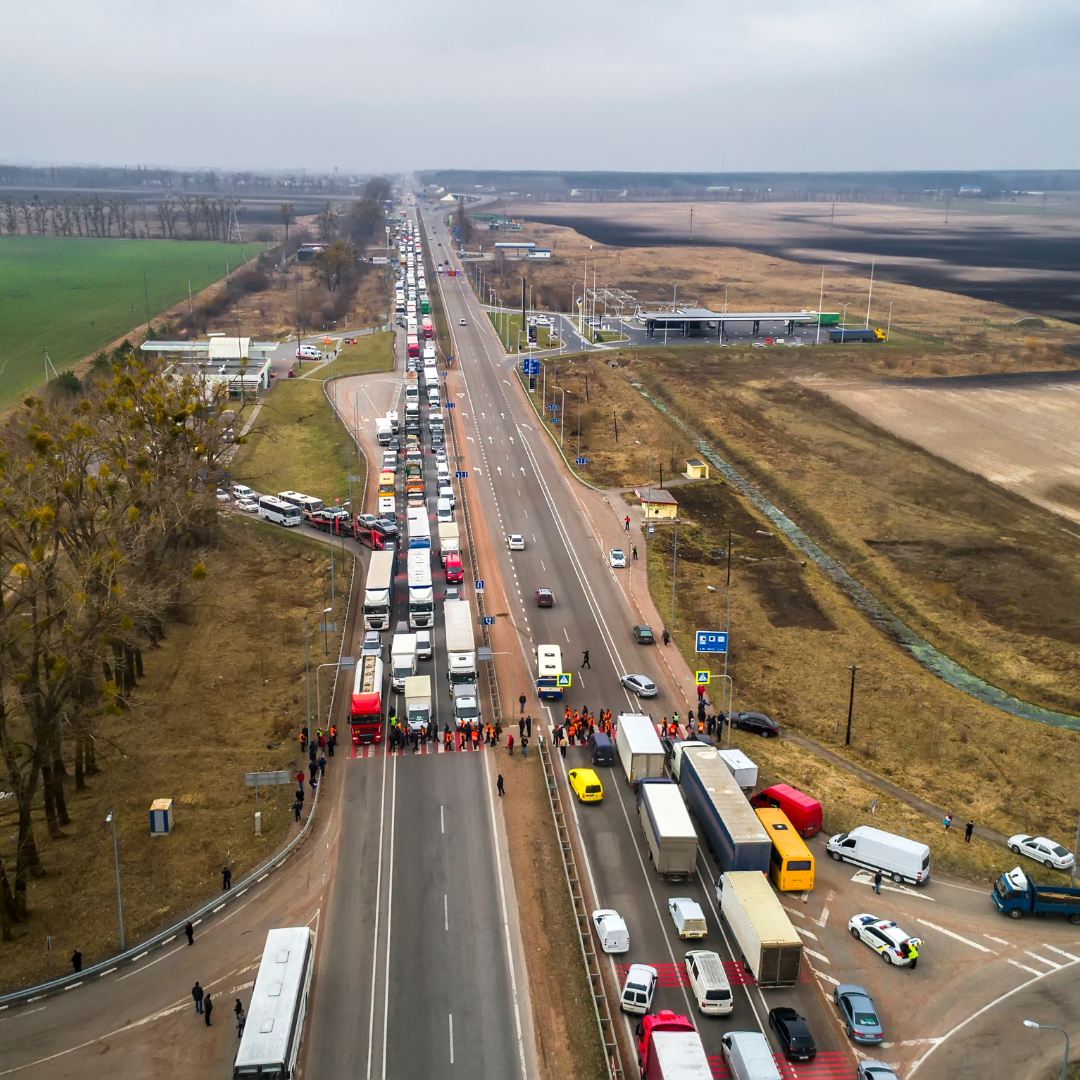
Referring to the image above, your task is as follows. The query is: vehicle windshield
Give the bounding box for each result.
[791,1036,814,1048]
[626,982,647,993]
[585,785,601,794]
[1053,845,1070,857]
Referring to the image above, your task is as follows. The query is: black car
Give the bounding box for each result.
[632,624,655,644]
[731,710,779,737]
[769,1007,816,1061]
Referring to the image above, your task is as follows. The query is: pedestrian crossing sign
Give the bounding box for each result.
[557,673,572,687]
[696,671,710,685]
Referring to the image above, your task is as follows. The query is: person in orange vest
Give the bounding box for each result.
[471,725,479,749]
[564,705,571,723]
[299,730,307,751]
[573,709,580,727]
[444,725,452,751]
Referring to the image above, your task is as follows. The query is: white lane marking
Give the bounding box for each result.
[365,730,391,1080]
[851,870,936,901]
[540,560,546,571]
[1024,950,1062,969]
[794,925,818,939]
[0,1006,45,1022]
[63,982,82,991]
[983,933,1012,946]
[98,967,117,977]
[803,947,831,964]
[809,965,840,986]
[783,905,807,920]
[444,894,448,932]
[116,942,188,980]
[813,893,833,928]
[1044,944,1080,961]
[916,919,996,953]
[449,1013,454,1064]
[441,805,445,834]
[563,627,569,642]
[379,610,400,1080]
[1007,958,1043,976]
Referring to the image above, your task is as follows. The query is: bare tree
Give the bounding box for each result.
[157,198,179,239]
[279,202,295,241]
[178,195,199,238]
[316,201,338,241]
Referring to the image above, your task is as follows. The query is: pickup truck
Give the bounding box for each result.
[992,866,1080,923]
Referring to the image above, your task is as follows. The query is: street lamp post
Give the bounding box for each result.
[840,303,850,343]
[305,607,332,749]
[844,664,861,746]
[106,811,125,951]
[1023,1020,1070,1080]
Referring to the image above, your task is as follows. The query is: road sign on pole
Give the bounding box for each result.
[695,631,728,654]
[474,580,484,591]
[455,470,468,478]
[557,673,572,687]
[575,457,588,466]
[481,616,495,626]
[696,671,710,685]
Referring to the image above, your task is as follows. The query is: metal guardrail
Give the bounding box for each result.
[538,736,624,1080]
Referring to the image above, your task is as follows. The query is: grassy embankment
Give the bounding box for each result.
[537,346,1080,882]
[229,331,393,506]
[0,236,262,405]
[0,519,344,990]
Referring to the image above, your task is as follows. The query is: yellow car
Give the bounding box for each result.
[568,768,603,803]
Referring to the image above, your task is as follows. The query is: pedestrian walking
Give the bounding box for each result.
[525,714,532,738]
[236,1006,246,1038]
[497,774,505,797]
[293,798,302,822]
[192,981,205,1014]
[507,734,514,756]
[71,948,82,973]
[632,545,638,560]
[222,865,232,891]
[943,812,953,831]
[521,735,528,758]
[185,921,194,946]
[204,993,214,1027]
[519,692,526,715]
[318,754,326,777]
[624,515,631,532]
[299,730,307,752]
[581,650,590,668]
[662,627,671,645]
[873,869,882,895]
[519,717,525,739]
[965,820,974,842]
[327,733,336,758]
[310,774,318,796]
[308,761,317,784]
[296,771,304,794]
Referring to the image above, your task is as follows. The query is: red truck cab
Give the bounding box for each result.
[444,552,464,583]
[749,783,822,837]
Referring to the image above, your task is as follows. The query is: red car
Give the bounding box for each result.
[535,588,555,607]
[445,553,464,583]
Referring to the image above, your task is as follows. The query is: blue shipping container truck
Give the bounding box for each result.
[679,746,772,873]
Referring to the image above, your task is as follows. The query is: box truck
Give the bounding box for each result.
[718,748,757,790]
[636,1011,711,1080]
[437,522,460,565]
[679,746,771,873]
[718,871,802,987]
[443,598,476,685]
[826,825,930,885]
[404,675,431,733]
[390,631,417,692]
[616,713,665,785]
[637,779,698,879]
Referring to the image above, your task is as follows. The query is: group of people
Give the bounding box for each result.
[382,714,506,753]
[299,725,337,758]
[190,982,248,1034]
[292,726,336,821]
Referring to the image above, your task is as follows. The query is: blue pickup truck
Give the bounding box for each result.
[992,866,1080,923]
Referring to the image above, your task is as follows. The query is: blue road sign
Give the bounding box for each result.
[551,418,559,424]
[575,457,588,466]
[522,359,540,375]
[474,580,484,591]
[546,403,559,411]
[695,631,728,654]
[482,616,495,626]
[557,673,572,687]
[696,671,710,685]
[455,470,468,478]
[446,402,456,408]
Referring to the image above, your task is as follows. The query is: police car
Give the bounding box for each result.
[847,914,922,966]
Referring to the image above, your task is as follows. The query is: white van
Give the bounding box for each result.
[668,897,707,939]
[436,498,454,524]
[684,950,733,1016]
[231,484,254,500]
[619,964,658,1015]
[722,1032,783,1080]
[826,825,930,885]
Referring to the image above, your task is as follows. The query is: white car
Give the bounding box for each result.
[591,909,630,954]
[847,914,922,966]
[459,317,467,326]
[507,534,525,551]
[1008,834,1076,870]
[609,548,627,568]
[215,489,231,502]
[236,498,259,514]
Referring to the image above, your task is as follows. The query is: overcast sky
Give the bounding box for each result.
[4,0,1078,174]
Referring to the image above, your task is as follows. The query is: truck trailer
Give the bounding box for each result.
[443,598,476,685]
[637,779,699,880]
[719,871,802,987]
[679,746,771,873]
[615,713,665,785]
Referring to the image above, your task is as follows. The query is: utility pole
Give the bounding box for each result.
[671,519,678,636]
[865,260,875,328]
[844,665,861,747]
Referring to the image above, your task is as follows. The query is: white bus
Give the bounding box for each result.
[233,926,313,1079]
[537,643,564,700]
[258,496,302,527]
[277,491,324,517]
[363,549,396,631]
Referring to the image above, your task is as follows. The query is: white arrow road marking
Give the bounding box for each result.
[497,467,503,476]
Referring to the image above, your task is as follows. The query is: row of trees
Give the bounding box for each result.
[0,346,233,940]
[0,194,245,241]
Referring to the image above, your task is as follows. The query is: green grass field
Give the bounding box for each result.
[0,237,263,404]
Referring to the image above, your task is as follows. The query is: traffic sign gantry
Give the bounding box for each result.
[695,631,728,654]
[696,671,710,685]
[557,673,572,687]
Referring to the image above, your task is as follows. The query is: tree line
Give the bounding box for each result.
[0,345,233,941]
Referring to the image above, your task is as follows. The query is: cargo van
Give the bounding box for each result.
[668,897,708,939]
[684,950,733,1016]
[588,731,615,766]
[749,784,822,838]
[722,1031,783,1080]
[436,498,454,523]
[826,825,930,885]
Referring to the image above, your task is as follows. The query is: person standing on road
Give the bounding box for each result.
[222,865,232,891]
[965,820,974,842]
[632,545,638,560]
[71,949,82,973]
[873,869,883,895]
[519,717,525,739]
[521,735,528,758]
[662,628,671,645]
[507,734,514,757]
[519,692,527,715]
[624,515,631,532]
[525,715,532,738]
[497,774,505,796]
[560,734,567,759]
[293,798,302,822]
[185,921,194,946]
[581,650,590,669]
[943,812,953,831]
[192,981,205,1014]
[318,754,326,777]
[204,993,214,1027]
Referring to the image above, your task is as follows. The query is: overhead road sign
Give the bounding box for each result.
[695,631,728,654]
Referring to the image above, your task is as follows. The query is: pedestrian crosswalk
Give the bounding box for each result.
[350,739,489,758]
[709,1051,854,1080]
